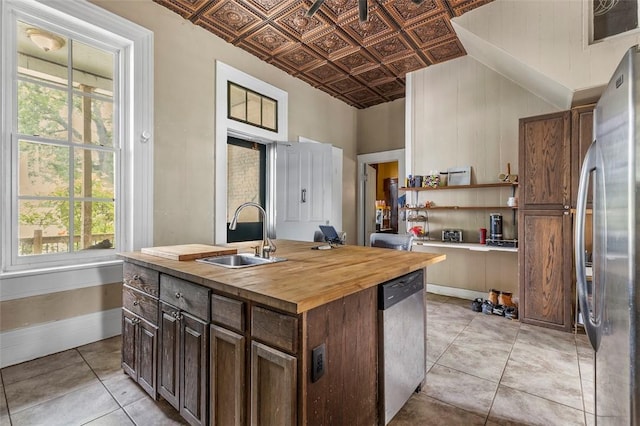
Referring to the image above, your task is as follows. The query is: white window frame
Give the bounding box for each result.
[1,0,153,285]
[214,61,288,244]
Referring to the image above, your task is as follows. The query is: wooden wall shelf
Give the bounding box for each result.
[400,182,517,191]
[402,206,516,211]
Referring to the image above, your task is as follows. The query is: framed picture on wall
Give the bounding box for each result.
[589,0,639,43]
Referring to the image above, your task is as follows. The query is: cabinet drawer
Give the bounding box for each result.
[160,274,210,321]
[251,306,298,354]
[211,294,245,333]
[123,285,159,325]
[123,263,159,297]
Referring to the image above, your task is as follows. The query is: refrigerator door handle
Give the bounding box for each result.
[575,140,601,351]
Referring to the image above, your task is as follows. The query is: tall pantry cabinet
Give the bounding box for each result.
[518,105,594,332]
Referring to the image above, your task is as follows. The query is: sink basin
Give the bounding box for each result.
[196,253,286,269]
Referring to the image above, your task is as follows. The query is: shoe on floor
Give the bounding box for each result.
[505,306,518,320]
[471,298,483,312]
[492,304,506,316]
[481,300,494,315]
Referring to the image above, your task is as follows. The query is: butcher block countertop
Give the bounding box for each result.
[119,240,446,314]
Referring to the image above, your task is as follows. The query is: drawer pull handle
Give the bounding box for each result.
[132,300,139,306]
[175,292,182,299]
[132,318,140,325]
[132,274,140,281]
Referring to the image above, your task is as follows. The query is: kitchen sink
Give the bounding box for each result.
[195,253,286,269]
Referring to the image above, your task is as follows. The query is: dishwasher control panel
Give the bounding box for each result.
[378,269,424,310]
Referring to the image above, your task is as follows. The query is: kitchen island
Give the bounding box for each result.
[119,240,445,426]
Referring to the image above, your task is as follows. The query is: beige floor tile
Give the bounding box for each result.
[0,379,8,418]
[488,385,585,426]
[123,396,188,425]
[585,411,595,426]
[438,341,511,382]
[78,337,123,381]
[578,349,594,382]
[83,408,134,425]
[424,364,498,416]
[388,392,486,426]
[5,360,97,414]
[102,372,148,407]
[517,324,578,356]
[501,342,583,410]
[1,350,83,386]
[452,328,516,353]
[581,379,594,414]
[10,381,118,426]
[426,333,455,362]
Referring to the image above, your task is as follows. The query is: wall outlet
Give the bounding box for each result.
[311,343,326,383]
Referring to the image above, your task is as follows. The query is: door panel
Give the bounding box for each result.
[181,313,208,426]
[159,302,180,409]
[210,325,245,426]
[137,318,158,398]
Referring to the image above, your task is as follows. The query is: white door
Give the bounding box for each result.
[364,165,377,246]
[276,142,333,241]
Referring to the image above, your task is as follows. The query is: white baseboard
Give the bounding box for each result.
[426,283,486,301]
[0,308,122,368]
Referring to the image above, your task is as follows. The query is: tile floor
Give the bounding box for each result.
[0,294,595,426]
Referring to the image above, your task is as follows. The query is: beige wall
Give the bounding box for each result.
[91,0,358,246]
[455,0,640,91]
[357,98,405,154]
[408,54,559,296]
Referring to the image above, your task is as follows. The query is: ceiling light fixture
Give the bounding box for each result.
[26,28,65,52]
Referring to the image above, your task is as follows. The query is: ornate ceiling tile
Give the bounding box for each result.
[452,0,493,16]
[306,61,345,83]
[244,25,293,55]
[246,0,291,17]
[319,0,360,22]
[334,49,379,74]
[386,53,428,76]
[152,0,209,18]
[237,40,272,61]
[307,28,358,59]
[342,7,396,46]
[354,66,394,86]
[344,87,379,104]
[406,13,455,48]
[382,0,447,27]
[276,44,323,71]
[326,77,362,94]
[199,0,263,37]
[295,72,322,88]
[194,18,236,43]
[367,35,413,62]
[373,79,404,96]
[360,98,386,108]
[423,39,466,63]
[275,4,331,40]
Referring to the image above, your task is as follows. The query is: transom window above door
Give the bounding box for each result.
[227,82,278,132]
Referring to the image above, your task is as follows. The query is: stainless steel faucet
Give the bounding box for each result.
[228,202,276,259]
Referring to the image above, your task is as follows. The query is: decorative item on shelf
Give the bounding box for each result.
[407,214,428,222]
[498,162,518,183]
[423,171,440,188]
[447,166,471,186]
[507,196,517,207]
[442,229,463,242]
[409,225,426,238]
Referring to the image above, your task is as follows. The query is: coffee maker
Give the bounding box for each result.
[486,213,518,248]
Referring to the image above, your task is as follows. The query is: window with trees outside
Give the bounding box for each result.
[16,21,117,258]
[2,1,153,273]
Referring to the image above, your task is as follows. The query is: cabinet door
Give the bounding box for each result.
[571,105,595,208]
[180,312,208,426]
[210,325,245,426]
[250,341,297,426]
[137,318,158,398]
[519,111,571,210]
[159,302,180,410]
[518,210,572,331]
[121,309,137,379]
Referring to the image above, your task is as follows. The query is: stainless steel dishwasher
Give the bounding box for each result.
[378,269,426,425]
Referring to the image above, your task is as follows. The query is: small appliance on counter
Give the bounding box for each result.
[442,229,463,242]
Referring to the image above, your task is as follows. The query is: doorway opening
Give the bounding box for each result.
[226,137,267,242]
[357,149,405,246]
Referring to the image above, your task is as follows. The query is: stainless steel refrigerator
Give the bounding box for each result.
[575,45,639,425]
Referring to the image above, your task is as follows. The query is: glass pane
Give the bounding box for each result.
[72,39,114,94]
[229,84,246,121]
[73,201,115,251]
[17,21,68,87]
[17,81,69,139]
[74,148,115,199]
[247,92,261,126]
[19,199,70,256]
[262,98,277,131]
[72,94,114,146]
[19,140,70,197]
[227,144,262,223]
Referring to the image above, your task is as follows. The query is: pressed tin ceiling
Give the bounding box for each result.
[153,0,493,109]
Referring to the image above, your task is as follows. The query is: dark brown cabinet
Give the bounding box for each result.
[210,325,245,426]
[121,264,159,399]
[518,106,595,332]
[250,341,297,426]
[158,274,210,426]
